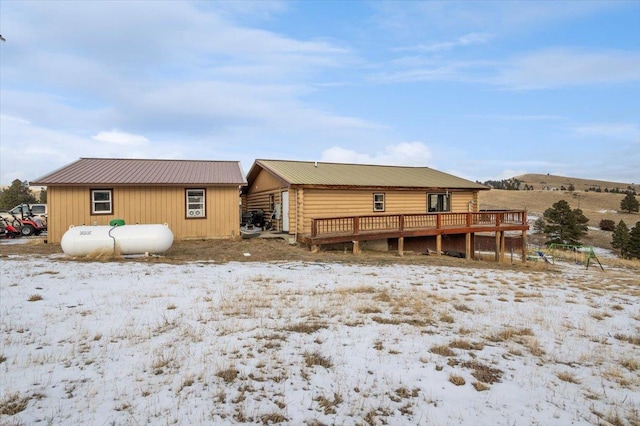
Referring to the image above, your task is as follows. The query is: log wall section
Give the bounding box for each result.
[297,189,476,235]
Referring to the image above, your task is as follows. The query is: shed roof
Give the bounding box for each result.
[32,158,247,186]
[248,159,488,190]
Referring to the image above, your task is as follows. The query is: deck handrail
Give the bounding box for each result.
[310,211,527,237]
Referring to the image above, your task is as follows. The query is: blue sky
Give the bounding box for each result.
[1,1,639,186]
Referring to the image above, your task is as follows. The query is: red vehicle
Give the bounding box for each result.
[0,216,21,238]
[10,212,46,236]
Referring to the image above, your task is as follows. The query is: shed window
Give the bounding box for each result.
[186,189,206,218]
[428,193,450,212]
[373,193,385,212]
[91,189,113,214]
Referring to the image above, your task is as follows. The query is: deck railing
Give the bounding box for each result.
[310,211,527,237]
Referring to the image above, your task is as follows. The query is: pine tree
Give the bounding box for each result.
[0,179,37,210]
[533,217,545,234]
[625,222,640,259]
[38,188,47,203]
[542,200,589,246]
[611,220,630,257]
[620,193,639,213]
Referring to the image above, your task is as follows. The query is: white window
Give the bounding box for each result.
[373,193,385,212]
[428,193,450,212]
[186,189,205,218]
[91,189,113,214]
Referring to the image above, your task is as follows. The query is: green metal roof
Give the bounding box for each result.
[250,159,488,190]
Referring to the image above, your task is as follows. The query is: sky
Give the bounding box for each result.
[0,1,639,187]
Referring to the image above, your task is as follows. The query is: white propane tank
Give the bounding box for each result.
[61,224,174,256]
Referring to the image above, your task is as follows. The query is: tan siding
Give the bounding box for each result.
[250,169,282,193]
[46,185,240,243]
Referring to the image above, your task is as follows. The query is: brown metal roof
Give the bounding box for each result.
[248,159,488,190]
[32,158,247,186]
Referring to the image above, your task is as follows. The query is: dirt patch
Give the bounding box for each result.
[0,235,535,270]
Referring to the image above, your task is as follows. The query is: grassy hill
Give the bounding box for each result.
[512,173,639,192]
[479,177,639,251]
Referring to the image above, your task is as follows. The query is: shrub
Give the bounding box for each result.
[599,219,615,231]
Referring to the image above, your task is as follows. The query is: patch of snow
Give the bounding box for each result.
[0,256,638,425]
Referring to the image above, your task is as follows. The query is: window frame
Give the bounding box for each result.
[185,188,206,219]
[428,192,451,213]
[373,193,385,212]
[90,189,113,215]
[269,194,275,212]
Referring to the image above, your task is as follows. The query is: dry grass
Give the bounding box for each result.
[613,333,640,346]
[487,327,534,343]
[0,393,29,415]
[216,367,240,383]
[371,316,429,327]
[303,351,333,369]
[621,358,639,372]
[449,339,484,351]
[472,381,490,392]
[27,294,43,302]
[480,187,640,241]
[462,361,503,384]
[449,374,466,386]
[314,393,344,415]
[556,371,581,384]
[286,322,328,334]
[430,345,455,357]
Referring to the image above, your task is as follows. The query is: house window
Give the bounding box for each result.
[428,193,450,212]
[373,193,385,212]
[186,189,206,218]
[91,189,113,214]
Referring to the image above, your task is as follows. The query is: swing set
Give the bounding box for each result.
[539,243,604,271]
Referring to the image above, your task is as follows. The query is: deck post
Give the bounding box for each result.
[495,231,500,262]
[436,234,442,255]
[521,230,528,262]
[465,233,472,260]
[398,237,404,256]
[500,231,506,263]
[353,240,360,254]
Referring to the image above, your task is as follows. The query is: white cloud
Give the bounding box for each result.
[369,59,493,84]
[573,123,640,140]
[321,142,432,166]
[371,2,621,41]
[0,114,30,125]
[466,114,565,122]
[0,116,183,185]
[394,32,493,53]
[92,130,150,146]
[496,49,640,90]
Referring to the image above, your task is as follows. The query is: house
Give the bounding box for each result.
[244,159,529,260]
[31,158,246,243]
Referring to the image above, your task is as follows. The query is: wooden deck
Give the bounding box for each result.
[300,210,529,261]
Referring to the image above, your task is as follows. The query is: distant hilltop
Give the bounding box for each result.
[481,173,638,193]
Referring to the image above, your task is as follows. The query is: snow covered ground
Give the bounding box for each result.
[1,254,638,425]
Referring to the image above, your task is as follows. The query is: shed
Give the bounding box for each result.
[32,158,246,243]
